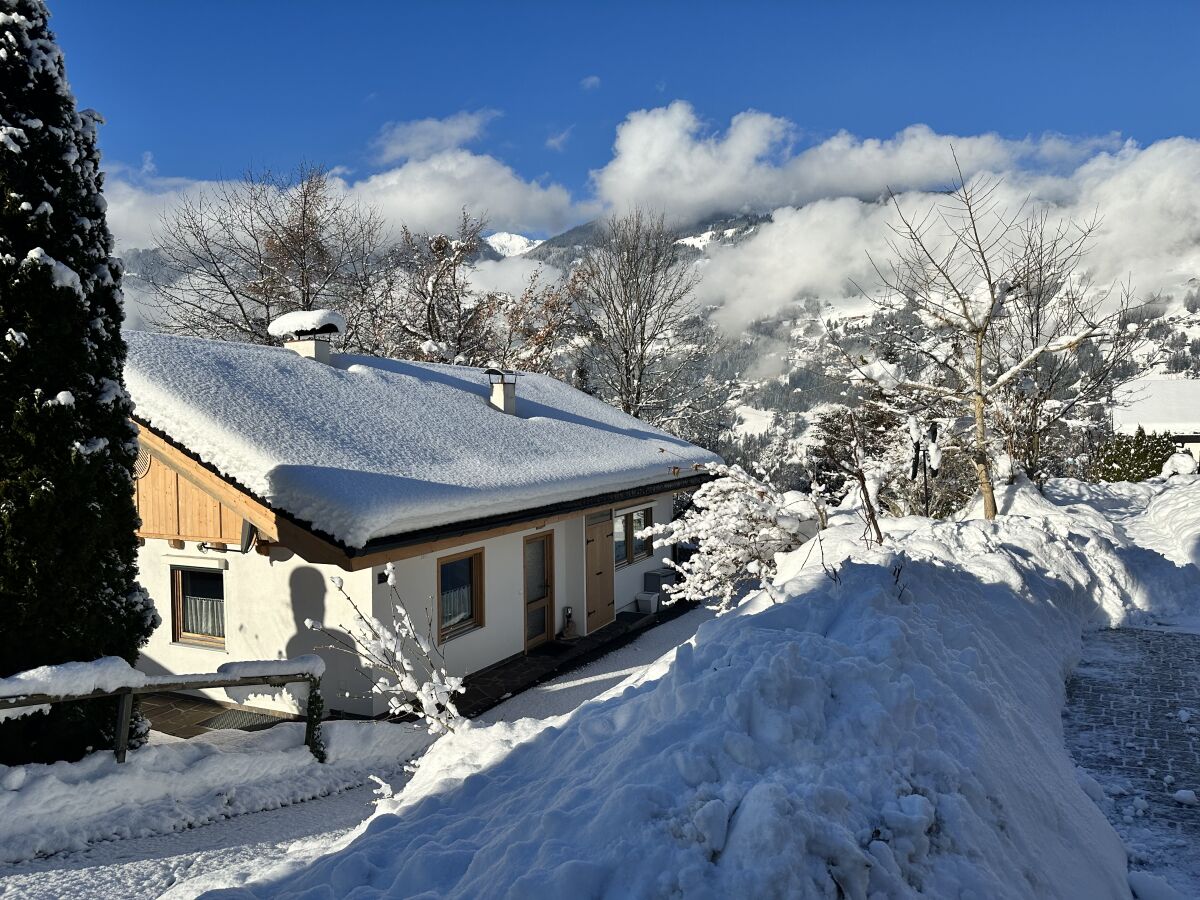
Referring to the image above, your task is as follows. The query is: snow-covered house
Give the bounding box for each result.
[124,322,719,717]
[1113,378,1200,457]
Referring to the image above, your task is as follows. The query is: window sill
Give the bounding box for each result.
[440,623,483,644]
[171,640,228,653]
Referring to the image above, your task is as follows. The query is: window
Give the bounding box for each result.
[172,567,225,647]
[438,549,484,642]
[614,507,654,567]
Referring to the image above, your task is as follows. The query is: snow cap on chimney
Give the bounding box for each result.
[484,367,518,415]
[268,309,346,365]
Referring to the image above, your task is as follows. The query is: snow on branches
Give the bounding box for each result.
[648,464,818,611]
[838,162,1152,517]
[312,568,463,735]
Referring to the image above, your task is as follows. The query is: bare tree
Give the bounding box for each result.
[148,163,389,345]
[488,266,576,375]
[846,162,1148,519]
[379,211,496,363]
[570,209,726,441]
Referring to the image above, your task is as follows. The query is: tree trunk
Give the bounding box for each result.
[973,391,998,519]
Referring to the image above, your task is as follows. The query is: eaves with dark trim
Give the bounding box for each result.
[134,417,713,558]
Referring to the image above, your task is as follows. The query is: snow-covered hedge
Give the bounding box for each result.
[209,479,1200,899]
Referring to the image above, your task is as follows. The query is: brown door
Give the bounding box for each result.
[585,520,615,631]
[524,533,554,650]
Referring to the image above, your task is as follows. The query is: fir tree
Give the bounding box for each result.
[0,0,157,763]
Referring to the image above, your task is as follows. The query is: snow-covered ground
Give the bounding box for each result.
[189,476,1200,899]
[5,476,1200,899]
[0,607,716,899]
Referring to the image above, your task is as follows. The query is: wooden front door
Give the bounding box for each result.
[585,520,615,631]
[524,533,554,650]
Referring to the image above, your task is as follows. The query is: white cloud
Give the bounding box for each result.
[546,125,573,152]
[338,149,590,235]
[469,256,563,297]
[372,109,500,164]
[590,100,1125,226]
[103,170,211,249]
[100,100,1200,337]
[580,75,601,91]
[103,149,590,251]
[699,137,1200,330]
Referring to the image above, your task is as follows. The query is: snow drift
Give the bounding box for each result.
[206,478,1200,899]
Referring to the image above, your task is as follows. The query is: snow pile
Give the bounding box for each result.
[0,656,149,700]
[210,501,1182,898]
[1161,451,1197,477]
[266,309,346,338]
[124,331,719,547]
[0,654,328,701]
[0,721,431,864]
[1124,474,1200,571]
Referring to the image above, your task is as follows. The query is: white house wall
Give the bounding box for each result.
[135,540,380,717]
[613,494,677,615]
[375,517,580,677]
[136,491,680,713]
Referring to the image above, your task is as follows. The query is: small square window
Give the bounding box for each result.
[438,550,484,642]
[172,567,225,647]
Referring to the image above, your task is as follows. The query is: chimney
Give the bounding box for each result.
[286,336,332,365]
[267,309,346,365]
[485,368,518,414]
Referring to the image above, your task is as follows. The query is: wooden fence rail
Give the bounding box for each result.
[0,672,324,763]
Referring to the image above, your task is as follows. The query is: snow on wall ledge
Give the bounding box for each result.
[207,485,1200,899]
[123,331,719,548]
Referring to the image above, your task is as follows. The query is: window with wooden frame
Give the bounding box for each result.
[437,549,485,643]
[171,566,226,648]
[614,506,654,567]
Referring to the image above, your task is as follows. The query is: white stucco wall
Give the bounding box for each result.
[135,541,380,717]
[376,516,583,677]
[137,491,682,708]
[613,494,677,615]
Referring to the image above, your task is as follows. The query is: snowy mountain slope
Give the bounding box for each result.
[483,232,543,257]
[525,211,769,271]
[204,478,1200,899]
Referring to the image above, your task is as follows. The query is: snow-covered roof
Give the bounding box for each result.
[266,309,347,338]
[1113,378,1200,435]
[124,332,719,548]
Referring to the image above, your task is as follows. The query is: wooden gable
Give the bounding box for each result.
[133,425,281,546]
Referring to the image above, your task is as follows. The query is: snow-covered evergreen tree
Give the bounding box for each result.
[0,0,157,763]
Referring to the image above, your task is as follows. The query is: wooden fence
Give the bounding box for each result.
[0,670,324,763]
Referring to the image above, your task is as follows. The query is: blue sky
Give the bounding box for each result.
[43,0,1200,269]
[52,1,1200,193]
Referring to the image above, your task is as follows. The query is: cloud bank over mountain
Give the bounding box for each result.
[103,102,1200,329]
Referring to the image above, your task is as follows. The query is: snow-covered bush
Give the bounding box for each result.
[649,464,818,610]
[1089,427,1176,483]
[310,569,463,734]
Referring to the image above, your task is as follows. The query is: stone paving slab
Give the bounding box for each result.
[1064,627,1200,893]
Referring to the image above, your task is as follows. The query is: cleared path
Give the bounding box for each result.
[1064,626,1200,896]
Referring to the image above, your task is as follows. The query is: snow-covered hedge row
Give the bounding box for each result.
[211,479,1200,899]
